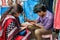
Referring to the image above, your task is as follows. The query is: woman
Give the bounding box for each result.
[1,4,27,40]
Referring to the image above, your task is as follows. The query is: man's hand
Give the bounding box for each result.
[34,24,44,28]
[30,22,35,25]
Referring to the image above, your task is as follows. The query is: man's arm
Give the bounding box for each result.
[25,17,40,23]
[33,23,44,28]
[34,18,53,29]
[44,18,53,30]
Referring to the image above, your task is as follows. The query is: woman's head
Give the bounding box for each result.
[10,4,23,17]
[1,4,23,22]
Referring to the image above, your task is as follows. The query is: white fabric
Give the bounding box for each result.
[0,29,3,36]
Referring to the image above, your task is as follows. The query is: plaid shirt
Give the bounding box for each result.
[36,10,54,30]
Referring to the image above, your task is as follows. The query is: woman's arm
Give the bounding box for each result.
[20,26,27,31]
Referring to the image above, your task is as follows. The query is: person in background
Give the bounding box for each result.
[15,0,23,6]
[27,4,54,40]
[1,4,27,40]
[7,0,13,6]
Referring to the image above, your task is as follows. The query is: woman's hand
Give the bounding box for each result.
[21,23,28,27]
[22,22,33,26]
[20,26,27,31]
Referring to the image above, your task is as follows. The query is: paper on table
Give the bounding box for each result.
[22,22,32,25]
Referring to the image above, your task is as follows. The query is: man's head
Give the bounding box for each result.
[33,4,47,17]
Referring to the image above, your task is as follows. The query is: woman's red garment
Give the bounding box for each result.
[1,15,19,40]
[54,0,60,29]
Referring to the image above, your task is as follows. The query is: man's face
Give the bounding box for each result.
[38,11,44,17]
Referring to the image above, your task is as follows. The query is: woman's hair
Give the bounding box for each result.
[11,4,23,15]
[33,4,47,13]
[1,4,23,23]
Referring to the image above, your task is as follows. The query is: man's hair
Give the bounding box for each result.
[33,4,47,13]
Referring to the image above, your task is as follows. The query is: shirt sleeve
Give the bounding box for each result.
[34,17,40,23]
[44,18,53,30]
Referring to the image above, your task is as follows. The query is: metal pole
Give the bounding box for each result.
[58,30,60,40]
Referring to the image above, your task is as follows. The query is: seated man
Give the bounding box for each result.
[27,4,54,40]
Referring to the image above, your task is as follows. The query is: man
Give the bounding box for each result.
[27,4,54,40]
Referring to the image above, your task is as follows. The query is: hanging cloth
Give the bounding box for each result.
[54,0,60,29]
